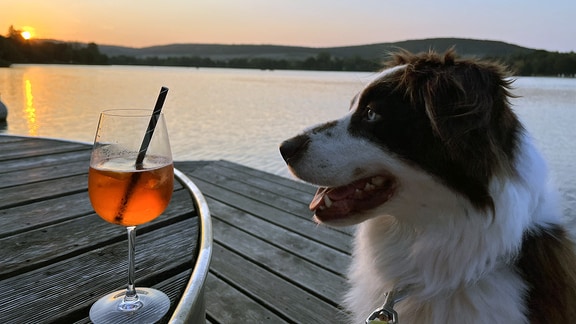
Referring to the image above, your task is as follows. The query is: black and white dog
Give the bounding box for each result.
[280,50,576,323]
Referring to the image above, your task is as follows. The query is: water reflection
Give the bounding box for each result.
[24,79,38,136]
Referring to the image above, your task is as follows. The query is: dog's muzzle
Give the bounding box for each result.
[279,134,310,164]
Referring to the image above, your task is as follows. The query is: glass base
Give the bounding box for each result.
[89,288,170,324]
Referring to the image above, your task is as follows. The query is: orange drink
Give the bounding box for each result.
[88,157,174,226]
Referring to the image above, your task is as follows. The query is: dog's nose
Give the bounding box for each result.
[279,134,310,162]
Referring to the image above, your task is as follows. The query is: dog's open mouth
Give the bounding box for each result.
[310,174,397,222]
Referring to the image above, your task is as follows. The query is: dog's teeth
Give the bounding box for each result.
[371,176,385,186]
[324,195,333,207]
[354,189,363,199]
[364,183,376,191]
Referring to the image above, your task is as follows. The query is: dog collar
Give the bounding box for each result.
[365,287,410,324]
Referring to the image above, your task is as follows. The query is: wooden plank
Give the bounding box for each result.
[0,159,90,188]
[212,217,347,304]
[191,163,315,220]
[0,139,89,161]
[0,192,93,238]
[209,243,348,323]
[0,136,27,144]
[178,160,316,204]
[0,174,88,208]
[174,160,213,173]
[215,160,316,194]
[207,196,351,275]
[205,273,287,323]
[0,149,92,174]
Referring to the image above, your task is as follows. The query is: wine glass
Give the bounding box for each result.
[88,108,174,323]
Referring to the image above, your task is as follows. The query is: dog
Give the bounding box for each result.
[279,49,576,323]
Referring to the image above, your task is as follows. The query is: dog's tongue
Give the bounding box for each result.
[310,186,354,220]
[310,187,328,210]
[310,185,356,207]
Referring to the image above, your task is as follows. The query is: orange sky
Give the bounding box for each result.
[2,0,575,52]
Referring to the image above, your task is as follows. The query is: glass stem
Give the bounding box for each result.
[126,226,137,298]
[119,225,142,311]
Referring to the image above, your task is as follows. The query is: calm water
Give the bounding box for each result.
[1,65,575,227]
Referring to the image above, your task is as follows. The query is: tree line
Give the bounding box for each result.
[109,51,381,72]
[0,26,107,66]
[495,50,576,77]
[2,26,575,76]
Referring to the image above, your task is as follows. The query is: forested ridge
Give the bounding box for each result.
[1,26,575,76]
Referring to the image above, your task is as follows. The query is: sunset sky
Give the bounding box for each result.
[2,0,575,52]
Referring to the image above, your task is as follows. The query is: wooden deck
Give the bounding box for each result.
[0,135,353,323]
[179,161,353,324]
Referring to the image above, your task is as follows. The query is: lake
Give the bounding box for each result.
[1,64,575,228]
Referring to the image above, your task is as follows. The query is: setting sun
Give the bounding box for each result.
[20,26,35,40]
[21,31,32,40]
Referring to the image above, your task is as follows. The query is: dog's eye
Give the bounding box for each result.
[365,107,380,122]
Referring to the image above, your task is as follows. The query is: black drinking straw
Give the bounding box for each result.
[114,86,169,223]
[135,86,169,167]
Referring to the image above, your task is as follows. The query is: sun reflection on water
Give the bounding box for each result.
[24,79,38,136]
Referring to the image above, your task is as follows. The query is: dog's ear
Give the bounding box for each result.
[420,60,511,151]
[393,50,483,144]
[393,50,517,156]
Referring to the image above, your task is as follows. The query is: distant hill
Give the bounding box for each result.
[324,38,535,59]
[99,38,536,61]
[99,43,325,60]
